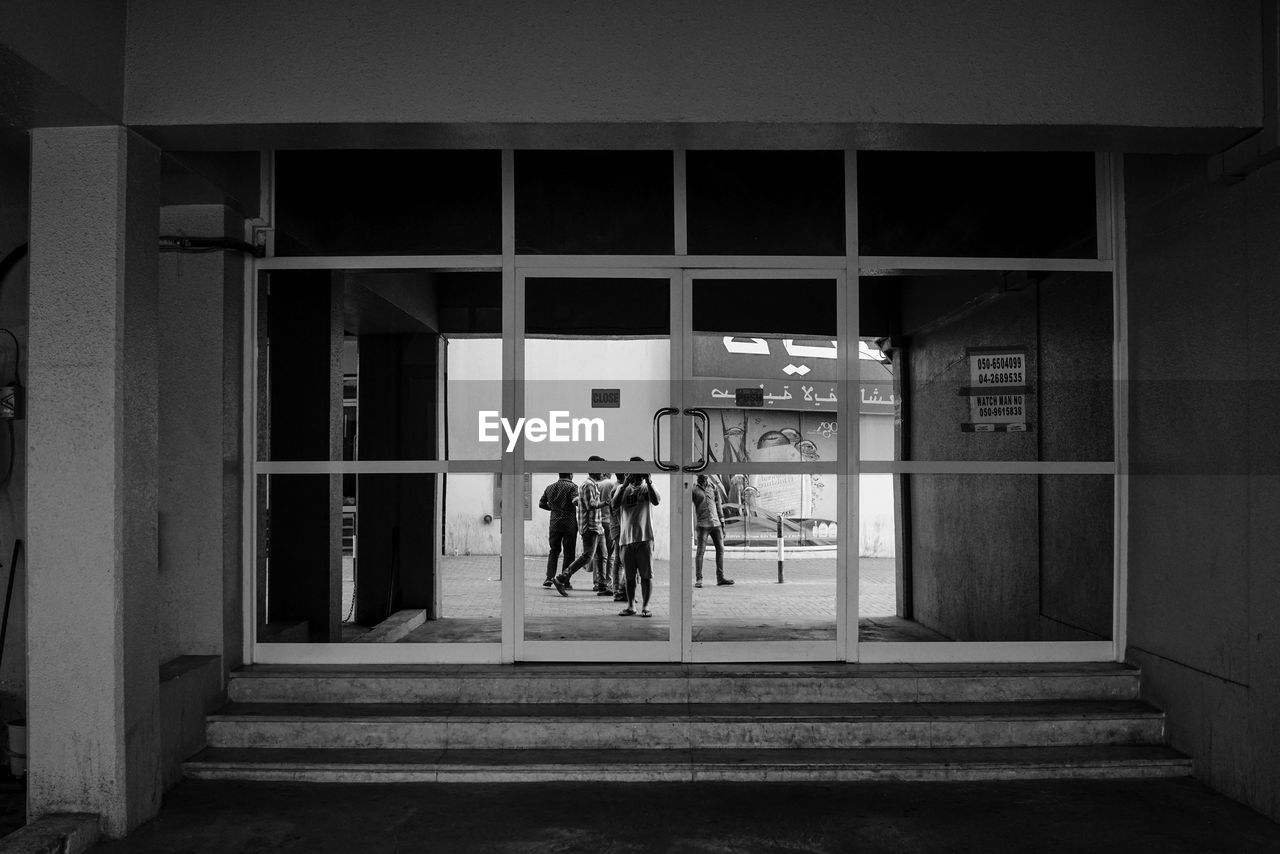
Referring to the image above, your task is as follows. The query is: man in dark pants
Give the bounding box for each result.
[692,473,734,587]
[556,458,611,595]
[539,472,577,596]
[613,457,660,618]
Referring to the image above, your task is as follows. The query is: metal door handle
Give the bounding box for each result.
[652,407,679,471]
[682,408,710,472]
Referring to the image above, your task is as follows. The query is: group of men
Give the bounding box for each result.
[539,458,734,619]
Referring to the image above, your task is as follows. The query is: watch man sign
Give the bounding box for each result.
[962,347,1030,433]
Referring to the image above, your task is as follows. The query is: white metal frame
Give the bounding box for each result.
[513,267,685,662]
[241,147,1127,666]
[679,267,848,662]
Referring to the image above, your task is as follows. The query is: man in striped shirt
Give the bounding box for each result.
[596,470,621,600]
[555,459,611,595]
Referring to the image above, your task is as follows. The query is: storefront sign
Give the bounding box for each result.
[694,380,839,410]
[961,347,1031,432]
[693,335,838,383]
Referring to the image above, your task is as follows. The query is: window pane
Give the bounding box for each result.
[858,473,1113,643]
[690,472,840,642]
[525,472,673,642]
[858,151,1096,258]
[690,278,840,462]
[275,150,501,255]
[523,277,670,462]
[257,474,501,644]
[260,269,502,461]
[515,151,674,254]
[857,271,1114,461]
[687,151,845,255]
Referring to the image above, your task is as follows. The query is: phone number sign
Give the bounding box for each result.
[962,347,1030,433]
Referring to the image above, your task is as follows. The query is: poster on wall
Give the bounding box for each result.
[698,408,838,538]
[961,346,1031,433]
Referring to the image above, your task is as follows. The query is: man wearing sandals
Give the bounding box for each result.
[613,457,660,618]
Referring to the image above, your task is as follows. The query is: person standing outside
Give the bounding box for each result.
[692,473,734,588]
[539,473,578,596]
[614,457,660,617]
[556,461,609,595]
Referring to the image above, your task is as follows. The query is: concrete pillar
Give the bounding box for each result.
[157,204,244,675]
[26,127,161,836]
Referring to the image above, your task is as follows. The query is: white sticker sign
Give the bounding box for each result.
[963,348,1030,433]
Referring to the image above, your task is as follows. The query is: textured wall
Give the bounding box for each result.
[123,0,1260,132]
[1125,153,1280,823]
[0,0,125,126]
[157,204,244,674]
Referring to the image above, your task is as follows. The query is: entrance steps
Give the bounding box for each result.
[184,663,1191,784]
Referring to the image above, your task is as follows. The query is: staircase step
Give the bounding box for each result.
[228,663,1141,705]
[206,700,1165,751]
[184,744,1191,784]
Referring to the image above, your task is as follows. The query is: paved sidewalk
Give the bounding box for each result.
[349,555,898,621]
[92,778,1280,853]
[351,555,918,643]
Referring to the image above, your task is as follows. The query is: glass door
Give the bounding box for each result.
[680,271,849,662]
[514,270,684,661]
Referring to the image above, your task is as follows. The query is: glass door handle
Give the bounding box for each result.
[652,407,680,472]
[682,408,710,472]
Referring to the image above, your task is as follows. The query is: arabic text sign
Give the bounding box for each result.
[693,335,838,382]
[697,380,838,410]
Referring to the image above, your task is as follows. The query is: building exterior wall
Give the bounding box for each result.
[123,0,1259,136]
[0,0,1276,835]
[1125,152,1280,823]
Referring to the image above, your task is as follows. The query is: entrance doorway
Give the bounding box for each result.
[513,269,848,661]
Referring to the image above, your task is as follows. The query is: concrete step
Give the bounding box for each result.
[227,663,1141,705]
[205,700,1165,751]
[184,744,1191,784]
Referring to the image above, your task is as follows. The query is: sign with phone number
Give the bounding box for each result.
[963,347,1030,432]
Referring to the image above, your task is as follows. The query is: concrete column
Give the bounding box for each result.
[156,204,244,675]
[26,127,161,836]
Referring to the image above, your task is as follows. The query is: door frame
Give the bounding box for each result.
[512,267,686,662]
[678,268,852,662]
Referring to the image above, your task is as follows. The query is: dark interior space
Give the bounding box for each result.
[859,271,1114,641]
[274,150,503,256]
[525,277,669,335]
[515,150,674,255]
[691,278,837,337]
[687,150,845,256]
[260,270,505,639]
[857,151,1097,258]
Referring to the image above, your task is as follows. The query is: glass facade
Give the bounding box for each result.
[254,150,1115,661]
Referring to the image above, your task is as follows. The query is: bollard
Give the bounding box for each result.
[777,514,785,583]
